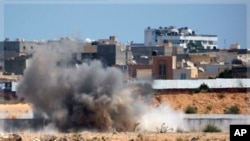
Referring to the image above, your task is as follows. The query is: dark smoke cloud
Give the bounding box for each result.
[17,49,147,132]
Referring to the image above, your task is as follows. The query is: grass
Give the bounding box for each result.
[156,123,174,133]
[184,105,197,114]
[224,105,240,114]
[202,124,221,133]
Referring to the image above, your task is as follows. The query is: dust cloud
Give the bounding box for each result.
[16,47,185,132]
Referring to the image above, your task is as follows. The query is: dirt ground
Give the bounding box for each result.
[0,92,249,140]
[0,92,249,118]
[12,132,230,141]
[0,103,32,119]
[154,92,250,114]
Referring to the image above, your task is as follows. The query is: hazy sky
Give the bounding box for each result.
[1,0,249,48]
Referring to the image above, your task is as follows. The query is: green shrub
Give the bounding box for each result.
[185,105,197,114]
[224,105,240,114]
[194,83,210,93]
[217,69,233,78]
[202,124,221,132]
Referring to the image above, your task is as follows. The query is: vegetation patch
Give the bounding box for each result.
[217,69,233,78]
[224,105,240,114]
[194,83,210,93]
[185,105,197,114]
[202,124,221,132]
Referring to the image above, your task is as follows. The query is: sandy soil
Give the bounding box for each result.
[16,132,229,141]
[0,92,249,119]
[0,93,248,140]
[154,92,250,114]
[0,103,32,119]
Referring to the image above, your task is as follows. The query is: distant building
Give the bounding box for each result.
[130,43,184,65]
[152,56,176,79]
[4,56,27,75]
[79,36,128,67]
[173,67,198,80]
[128,64,152,80]
[232,66,250,78]
[230,43,240,49]
[1,37,84,75]
[144,26,218,49]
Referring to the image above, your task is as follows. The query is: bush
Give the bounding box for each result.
[218,69,233,78]
[224,105,240,114]
[194,83,210,93]
[185,105,197,114]
[202,124,221,132]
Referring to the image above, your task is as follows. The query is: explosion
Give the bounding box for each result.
[17,47,185,132]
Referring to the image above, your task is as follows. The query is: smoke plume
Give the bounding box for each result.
[17,47,186,132]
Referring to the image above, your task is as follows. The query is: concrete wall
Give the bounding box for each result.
[4,56,26,75]
[136,69,152,80]
[199,64,231,76]
[190,54,216,64]
[97,44,116,66]
[152,78,250,89]
[128,65,152,78]
[184,114,250,132]
[1,114,249,132]
[116,44,130,65]
[131,46,165,65]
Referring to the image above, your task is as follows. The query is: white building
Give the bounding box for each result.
[230,43,240,49]
[144,26,218,49]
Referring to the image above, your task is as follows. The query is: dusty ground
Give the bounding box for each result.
[0,103,32,119]
[9,132,230,141]
[0,92,249,118]
[0,92,249,140]
[154,92,250,114]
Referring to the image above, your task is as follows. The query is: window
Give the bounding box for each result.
[158,63,166,79]
[23,46,26,50]
[31,46,33,49]
[180,73,186,79]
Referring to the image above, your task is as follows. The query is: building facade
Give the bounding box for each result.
[144,26,218,49]
[152,56,176,79]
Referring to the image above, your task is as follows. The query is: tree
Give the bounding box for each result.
[187,41,204,53]
[218,69,233,78]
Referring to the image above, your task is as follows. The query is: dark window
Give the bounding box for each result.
[158,63,166,79]
[23,46,26,50]
[181,73,186,79]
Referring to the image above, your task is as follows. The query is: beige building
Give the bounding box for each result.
[136,69,152,80]
[173,67,198,79]
[189,54,217,64]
